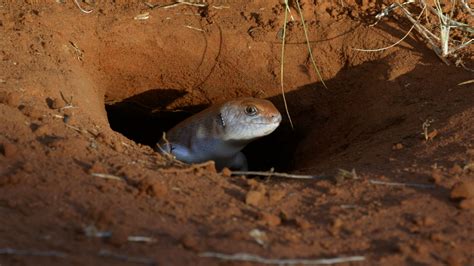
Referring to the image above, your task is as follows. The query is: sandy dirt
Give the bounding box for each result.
[1,0,473,265]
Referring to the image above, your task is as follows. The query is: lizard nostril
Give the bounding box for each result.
[272,114,282,123]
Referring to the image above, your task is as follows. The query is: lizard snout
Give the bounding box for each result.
[271,113,282,124]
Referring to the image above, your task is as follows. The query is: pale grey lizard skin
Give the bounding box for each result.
[157,98,282,170]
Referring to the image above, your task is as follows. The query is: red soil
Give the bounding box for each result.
[1,0,473,265]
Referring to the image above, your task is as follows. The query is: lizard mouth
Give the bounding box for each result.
[245,122,280,125]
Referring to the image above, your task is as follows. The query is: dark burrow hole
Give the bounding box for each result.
[105,92,301,171]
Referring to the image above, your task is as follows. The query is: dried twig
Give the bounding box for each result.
[64,123,83,133]
[295,0,327,89]
[148,0,207,9]
[200,252,365,265]
[372,0,415,25]
[211,5,230,9]
[84,225,112,238]
[156,132,177,160]
[458,79,474,86]
[0,248,67,258]
[353,3,425,52]
[280,0,294,129]
[460,0,473,15]
[286,4,295,21]
[397,3,451,64]
[156,133,199,169]
[69,41,84,61]
[91,173,125,181]
[249,229,268,246]
[231,170,326,179]
[134,12,150,20]
[366,0,472,64]
[58,90,77,111]
[336,168,359,180]
[422,118,435,141]
[127,236,157,243]
[59,91,72,104]
[352,26,415,52]
[98,250,155,265]
[72,0,93,13]
[369,180,435,189]
[184,25,204,32]
[456,59,474,72]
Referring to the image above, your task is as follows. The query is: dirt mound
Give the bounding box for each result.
[1,1,473,265]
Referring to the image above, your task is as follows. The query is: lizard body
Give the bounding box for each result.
[157,98,282,170]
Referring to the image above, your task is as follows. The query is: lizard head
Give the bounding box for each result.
[220,98,282,141]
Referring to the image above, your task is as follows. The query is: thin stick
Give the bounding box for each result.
[65,123,83,133]
[450,39,473,54]
[177,0,207,7]
[83,225,112,238]
[231,170,325,179]
[458,79,474,86]
[352,26,415,52]
[184,25,204,32]
[286,4,295,21]
[295,0,328,89]
[91,173,125,181]
[461,0,473,15]
[200,252,365,265]
[397,2,451,65]
[161,1,207,9]
[422,118,434,141]
[0,248,67,258]
[59,90,73,105]
[353,3,425,52]
[127,236,157,243]
[156,132,186,165]
[369,180,435,189]
[457,60,474,72]
[434,0,450,56]
[211,5,230,9]
[134,12,150,20]
[280,0,294,129]
[72,0,93,13]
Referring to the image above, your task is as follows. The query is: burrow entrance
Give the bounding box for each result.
[104,56,449,174]
[105,91,302,172]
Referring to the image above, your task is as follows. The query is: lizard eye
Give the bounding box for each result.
[244,105,258,116]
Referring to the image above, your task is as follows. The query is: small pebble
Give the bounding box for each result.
[7,92,21,106]
[245,190,265,207]
[446,255,462,266]
[138,177,168,198]
[260,212,281,227]
[1,142,18,158]
[450,181,474,200]
[392,143,404,150]
[181,234,200,251]
[221,167,232,177]
[431,168,443,184]
[459,198,474,209]
[268,189,286,203]
[295,217,311,230]
[88,162,106,174]
[449,164,463,175]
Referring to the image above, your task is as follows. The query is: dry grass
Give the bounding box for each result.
[358,0,473,66]
[280,0,328,129]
